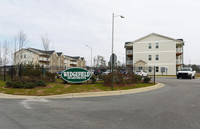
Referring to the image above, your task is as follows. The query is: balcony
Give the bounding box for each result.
[126,50,133,56]
[70,62,77,65]
[176,48,183,55]
[176,60,182,66]
[127,60,133,65]
[39,57,50,62]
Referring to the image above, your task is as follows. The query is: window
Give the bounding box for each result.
[148,43,152,49]
[149,67,152,72]
[21,55,22,58]
[156,55,159,60]
[156,43,159,49]
[139,66,143,70]
[24,54,26,58]
[156,66,159,72]
[148,55,152,61]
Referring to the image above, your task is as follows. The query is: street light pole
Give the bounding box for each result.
[111,13,124,90]
[86,45,92,69]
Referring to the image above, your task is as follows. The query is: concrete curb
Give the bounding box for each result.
[0,83,164,99]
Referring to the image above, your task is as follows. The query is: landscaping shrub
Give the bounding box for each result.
[133,75,142,83]
[114,73,125,84]
[37,80,46,86]
[90,75,96,84]
[5,81,12,88]
[45,72,56,82]
[12,82,23,88]
[143,76,151,83]
[102,73,125,85]
[24,83,35,89]
[102,74,112,85]
[22,64,42,78]
[97,75,103,80]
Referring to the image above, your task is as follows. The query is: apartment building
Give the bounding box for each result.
[15,48,85,72]
[57,52,65,71]
[124,33,184,75]
[64,55,85,69]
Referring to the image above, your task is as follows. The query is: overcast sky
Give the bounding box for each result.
[0,0,200,65]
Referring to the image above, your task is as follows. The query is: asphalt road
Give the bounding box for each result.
[1,77,200,129]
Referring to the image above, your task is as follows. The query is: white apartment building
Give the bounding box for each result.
[125,33,184,75]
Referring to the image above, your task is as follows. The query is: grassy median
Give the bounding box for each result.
[0,79,154,96]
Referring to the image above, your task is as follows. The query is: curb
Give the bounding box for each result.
[0,83,164,99]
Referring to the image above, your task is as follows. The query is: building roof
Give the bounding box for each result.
[125,33,184,45]
[133,33,184,43]
[57,52,62,56]
[81,57,85,61]
[64,55,80,60]
[27,48,55,55]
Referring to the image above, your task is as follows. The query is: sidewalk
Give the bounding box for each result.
[0,83,164,99]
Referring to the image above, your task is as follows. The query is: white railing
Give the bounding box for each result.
[126,50,133,55]
[70,62,77,65]
[39,57,50,61]
[176,48,183,53]
[176,60,182,64]
[127,60,133,65]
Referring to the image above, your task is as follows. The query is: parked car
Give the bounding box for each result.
[134,70,148,77]
[120,69,128,74]
[102,70,111,75]
[177,67,196,79]
[94,69,102,76]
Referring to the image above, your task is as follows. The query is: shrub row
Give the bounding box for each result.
[102,73,151,85]
[6,80,46,89]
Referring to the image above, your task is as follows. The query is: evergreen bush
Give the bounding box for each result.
[143,76,151,83]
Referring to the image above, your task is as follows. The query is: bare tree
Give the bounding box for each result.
[15,31,27,64]
[18,31,27,51]
[41,34,50,51]
[41,34,50,68]
[2,40,10,65]
[93,55,106,68]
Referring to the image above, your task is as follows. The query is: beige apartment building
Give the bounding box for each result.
[64,55,85,69]
[57,52,65,71]
[15,48,85,73]
[125,33,184,75]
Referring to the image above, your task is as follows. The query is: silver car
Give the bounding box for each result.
[135,70,148,77]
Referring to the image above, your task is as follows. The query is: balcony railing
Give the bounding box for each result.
[176,60,182,64]
[126,50,133,55]
[127,60,133,65]
[70,62,77,65]
[176,48,183,53]
[39,57,50,61]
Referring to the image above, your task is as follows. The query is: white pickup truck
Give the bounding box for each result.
[177,68,196,79]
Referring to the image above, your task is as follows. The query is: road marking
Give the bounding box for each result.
[20,98,49,109]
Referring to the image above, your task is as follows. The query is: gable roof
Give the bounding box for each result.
[64,55,80,60]
[57,52,63,56]
[27,48,55,55]
[81,57,85,61]
[133,33,184,43]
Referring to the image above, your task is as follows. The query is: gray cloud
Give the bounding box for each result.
[0,0,200,65]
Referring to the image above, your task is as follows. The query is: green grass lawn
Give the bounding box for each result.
[0,79,154,96]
